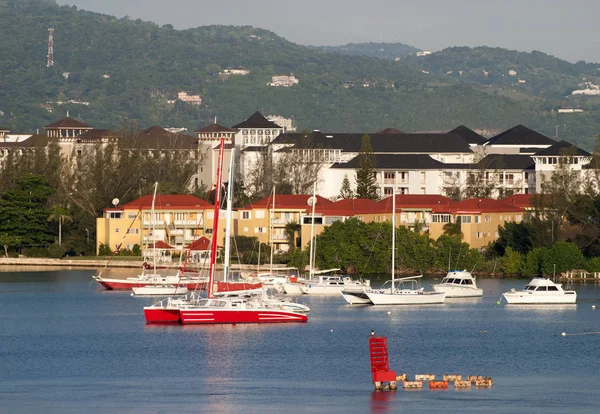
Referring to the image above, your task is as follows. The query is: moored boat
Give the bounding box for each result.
[502,277,576,304]
[432,270,483,298]
[365,276,446,305]
[132,284,188,296]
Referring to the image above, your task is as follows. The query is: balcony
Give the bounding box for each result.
[169,229,184,235]
[271,234,289,241]
[383,178,395,185]
[143,220,166,228]
[272,218,292,225]
[173,220,203,227]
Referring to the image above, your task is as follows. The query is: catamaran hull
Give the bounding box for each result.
[94,277,207,291]
[144,307,182,324]
[179,309,308,324]
[365,292,446,305]
[502,292,577,304]
[432,285,483,298]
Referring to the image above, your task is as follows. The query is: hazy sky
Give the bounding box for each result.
[60,0,600,63]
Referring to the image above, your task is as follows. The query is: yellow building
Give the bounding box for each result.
[96,194,223,259]
[236,194,333,253]
[429,198,524,249]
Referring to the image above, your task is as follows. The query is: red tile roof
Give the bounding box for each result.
[243,194,333,210]
[44,117,92,129]
[380,194,455,212]
[123,194,212,210]
[186,236,211,250]
[449,198,522,214]
[147,241,174,249]
[502,194,536,208]
[316,198,381,215]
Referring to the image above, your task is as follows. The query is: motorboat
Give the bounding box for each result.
[132,284,189,296]
[502,277,577,304]
[364,275,446,305]
[299,273,370,295]
[340,289,372,305]
[432,270,483,298]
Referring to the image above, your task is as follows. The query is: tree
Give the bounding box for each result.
[443,221,463,240]
[339,175,354,199]
[464,155,500,199]
[355,134,378,200]
[500,247,524,275]
[284,221,301,251]
[48,206,72,246]
[541,241,585,276]
[493,221,535,255]
[0,234,21,257]
[0,173,55,245]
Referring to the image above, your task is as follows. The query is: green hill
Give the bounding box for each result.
[313,42,420,60]
[0,0,599,149]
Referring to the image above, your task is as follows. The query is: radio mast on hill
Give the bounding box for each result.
[47,28,54,67]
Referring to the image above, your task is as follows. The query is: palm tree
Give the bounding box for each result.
[48,206,72,246]
[443,221,463,240]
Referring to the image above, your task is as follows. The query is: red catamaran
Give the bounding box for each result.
[143,139,308,324]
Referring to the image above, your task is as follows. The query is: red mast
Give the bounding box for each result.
[207,138,225,298]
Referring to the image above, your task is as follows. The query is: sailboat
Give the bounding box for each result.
[363,190,446,305]
[93,183,206,291]
[144,139,309,324]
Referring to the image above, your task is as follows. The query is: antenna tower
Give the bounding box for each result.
[47,28,54,67]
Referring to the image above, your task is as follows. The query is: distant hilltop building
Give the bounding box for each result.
[572,82,600,95]
[169,91,202,105]
[508,70,517,76]
[268,74,299,87]
[266,115,296,132]
[416,51,432,57]
[221,67,250,76]
[164,127,188,133]
[558,108,584,113]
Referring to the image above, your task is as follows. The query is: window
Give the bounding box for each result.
[383,187,393,195]
[242,211,251,220]
[495,231,499,237]
[109,212,122,219]
[128,213,137,219]
[115,228,120,233]
[516,214,522,222]
[474,216,480,224]
[243,227,249,232]
[432,214,450,223]
[525,172,529,180]
[420,172,426,185]
[384,172,395,180]
[477,232,482,238]
[205,228,213,234]
[255,210,265,219]
[458,216,471,224]
[547,286,559,291]
[484,215,491,223]
[126,228,139,234]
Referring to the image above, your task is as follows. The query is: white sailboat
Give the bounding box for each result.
[363,190,445,305]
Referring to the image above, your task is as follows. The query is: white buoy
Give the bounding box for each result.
[593,305,596,310]
[561,332,566,337]
[330,329,333,332]
[387,311,391,315]
[130,293,134,297]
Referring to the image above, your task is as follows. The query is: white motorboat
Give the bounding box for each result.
[299,272,370,295]
[432,270,483,298]
[132,285,189,296]
[502,277,577,304]
[365,275,446,305]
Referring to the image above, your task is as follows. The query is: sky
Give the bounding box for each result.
[60,0,600,63]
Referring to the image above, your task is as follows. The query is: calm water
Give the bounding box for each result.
[1,270,599,413]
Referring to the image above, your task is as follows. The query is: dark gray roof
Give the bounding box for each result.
[476,154,535,170]
[519,147,546,154]
[241,146,267,152]
[449,125,487,145]
[485,125,556,146]
[271,131,473,153]
[232,112,281,129]
[331,154,467,170]
[534,140,591,156]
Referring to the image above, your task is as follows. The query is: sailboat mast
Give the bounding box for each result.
[391,188,396,294]
[223,148,235,282]
[151,182,158,277]
[308,183,316,280]
[270,185,275,277]
[207,139,225,298]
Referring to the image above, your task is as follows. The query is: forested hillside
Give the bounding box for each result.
[313,42,420,60]
[0,0,599,148]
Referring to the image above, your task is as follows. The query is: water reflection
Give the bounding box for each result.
[370,390,397,413]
